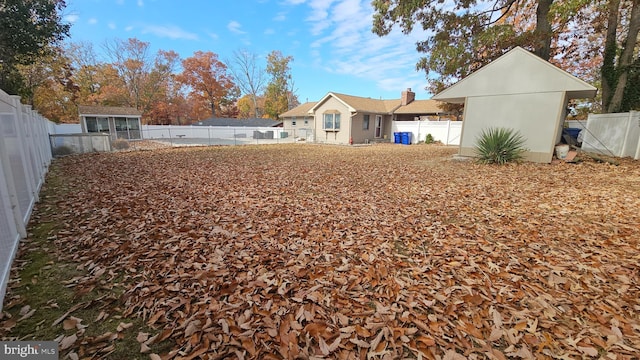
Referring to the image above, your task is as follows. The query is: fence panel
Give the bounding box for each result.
[392,120,462,145]
[50,133,112,155]
[582,112,640,159]
[0,91,52,311]
[140,125,307,146]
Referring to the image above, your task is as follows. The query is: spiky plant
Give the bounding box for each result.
[474,127,527,164]
[425,133,434,144]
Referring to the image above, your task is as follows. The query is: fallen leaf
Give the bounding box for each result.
[60,334,77,350]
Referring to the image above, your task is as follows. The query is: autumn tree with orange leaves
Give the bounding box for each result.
[178,51,239,118]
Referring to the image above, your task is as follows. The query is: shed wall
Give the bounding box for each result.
[460,92,565,163]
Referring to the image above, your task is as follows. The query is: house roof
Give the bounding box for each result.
[311,92,402,114]
[279,102,317,117]
[194,117,282,127]
[394,99,446,114]
[432,47,598,104]
[78,105,143,116]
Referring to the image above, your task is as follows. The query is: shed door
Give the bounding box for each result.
[375,116,383,138]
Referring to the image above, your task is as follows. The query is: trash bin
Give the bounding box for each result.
[564,128,581,142]
[401,132,412,145]
[394,132,401,144]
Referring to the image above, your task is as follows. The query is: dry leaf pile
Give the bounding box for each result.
[7,144,640,359]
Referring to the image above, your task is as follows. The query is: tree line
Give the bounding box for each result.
[7,37,298,124]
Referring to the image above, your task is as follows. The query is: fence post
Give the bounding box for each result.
[446,120,451,145]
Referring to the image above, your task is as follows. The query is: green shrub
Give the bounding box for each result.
[112,139,130,150]
[474,127,527,164]
[425,133,435,144]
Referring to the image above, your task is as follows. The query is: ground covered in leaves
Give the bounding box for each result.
[2,144,640,359]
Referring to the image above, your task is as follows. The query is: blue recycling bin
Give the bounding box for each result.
[401,132,411,145]
[564,128,581,142]
[394,132,401,144]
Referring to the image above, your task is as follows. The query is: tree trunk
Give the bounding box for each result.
[252,95,259,118]
[534,0,554,60]
[607,0,640,113]
[602,0,621,111]
[211,102,216,117]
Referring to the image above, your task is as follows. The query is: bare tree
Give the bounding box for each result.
[229,49,266,117]
[102,38,179,113]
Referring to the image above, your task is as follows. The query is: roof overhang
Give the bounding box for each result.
[566,89,598,100]
[430,96,465,104]
[310,92,356,113]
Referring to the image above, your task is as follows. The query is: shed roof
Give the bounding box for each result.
[432,47,597,104]
[78,105,143,116]
[194,118,282,127]
[280,102,317,117]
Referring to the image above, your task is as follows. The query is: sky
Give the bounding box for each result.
[62,0,432,104]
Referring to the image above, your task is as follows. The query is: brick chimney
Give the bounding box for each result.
[401,88,415,106]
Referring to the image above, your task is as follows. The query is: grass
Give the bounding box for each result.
[1,168,174,359]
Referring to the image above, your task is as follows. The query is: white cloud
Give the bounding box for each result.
[303,0,429,97]
[125,26,134,31]
[137,0,144,6]
[208,32,219,40]
[283,0,306,4]
[306,0,337,35]
[264,28,275,35]
[116,0,124,4]
[64,14,79,23]
[273,12,286,21]
[108,22,117,30]
[88,18,98,25]
[141,25,199,40]
[227,21,246,34]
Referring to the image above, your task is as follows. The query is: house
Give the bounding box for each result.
[279,102,317,141]
[280,102,316,129]
[194,117,282,127]
[78,105,143,140]
[282,89,449,145]
[432,46,597,163]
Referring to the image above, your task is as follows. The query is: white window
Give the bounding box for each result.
[85,117,109,133]
[323,112,340,131]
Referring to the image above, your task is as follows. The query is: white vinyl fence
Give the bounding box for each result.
[392,120,462,145]
[0,90,52,310]
[141,125,312,146]
[581,112,640,160]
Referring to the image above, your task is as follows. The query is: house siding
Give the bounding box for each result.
[313,97,351,144]
[350,113,374,143]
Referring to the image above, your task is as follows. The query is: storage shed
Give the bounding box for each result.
[432,47,597,163]
[78,105,143,140]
